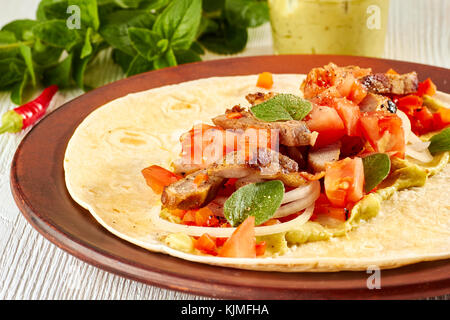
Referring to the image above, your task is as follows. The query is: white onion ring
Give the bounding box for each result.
[405,145,434,163]
[151,203,315,237]
[281,181,317,204]
[274,181,320,218]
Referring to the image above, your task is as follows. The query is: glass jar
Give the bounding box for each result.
[268,0,390,57]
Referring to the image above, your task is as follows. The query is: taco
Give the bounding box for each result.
[64,63,450,272]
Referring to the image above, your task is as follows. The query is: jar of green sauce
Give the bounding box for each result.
[268,0,390,57]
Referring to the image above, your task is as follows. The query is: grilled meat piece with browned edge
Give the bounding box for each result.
[359,93,397,113]
[308,141,341,173]
[161,170,225,210]
[359,72,418,95]
[212,109,316,147]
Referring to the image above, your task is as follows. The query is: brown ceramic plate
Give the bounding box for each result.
[10,55,450,299]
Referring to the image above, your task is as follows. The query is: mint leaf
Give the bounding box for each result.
[225,0,269,28]
[250,94,312,122]
[69,0,100,31]
[2,19,38,41]
[362,153,391,192]
[43,53,73,88]
[126,54,154,76]
[32,20,81,51]
[199,20,247,54]
[0,30,20,59]
[224,180,284,227]
[428,128,450,154]
[153,47,177,69]
[153,0,202,50]
[80,28,93,59]
[0,58,26,89]
[128,27,163,61]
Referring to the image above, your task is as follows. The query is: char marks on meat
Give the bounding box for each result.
[207,149,307,187]
[359,72,418,95]
[359,93,397,113]
[245,92,276,105]
[212,110,315,147]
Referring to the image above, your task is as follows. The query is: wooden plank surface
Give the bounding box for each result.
[0,0,448,300]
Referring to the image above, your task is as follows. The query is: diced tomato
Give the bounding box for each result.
[359,111,405,158]
[413,106,435,135]
[397,95,423,109]
[314,194,349,221]
[216,237,228,247]
[306,105,346,147]
[324,157,365,207]
[333,98,362,136]
[218,216,256,258]
[141,165,181,194]
[194,234,217,255]
[255,241,266,256]
[433,107,450,130]
[170,209,186,218]
[195,207,220,227]
[417,78,437,97]
[256,72,274,89]
[182,210,196,225]
[347,81,368,105]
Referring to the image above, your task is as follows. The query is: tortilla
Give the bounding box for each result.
[64,74,450,272]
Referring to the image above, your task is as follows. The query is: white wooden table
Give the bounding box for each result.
[0,0,449,300]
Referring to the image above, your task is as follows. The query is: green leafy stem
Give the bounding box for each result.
[0,0,269,105]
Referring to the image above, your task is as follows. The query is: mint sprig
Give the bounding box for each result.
[224,180,284,227]
[250,94,313,122]
[362,153,391,192]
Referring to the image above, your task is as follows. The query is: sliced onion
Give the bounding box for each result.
[396,110,411,144]
[281,181,317,204]
[274,181,320,218]
[151,203,315,237]
[405,145,434,163]
[408,139,431,152]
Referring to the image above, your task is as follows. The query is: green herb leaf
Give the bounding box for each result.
[39,0,69,21]
[250,94,313,122]
[428,128,450,154]
[203,0,225,13]
[0,58,26,89]
[126,54,154,76]
[199,21,247,54]
[43,53,73,88]
[174,48,201,64]
[0,30,20,59]
[32,20,81,51]
[225,0,269,28]
[10,72,29,105]
[128,27,163,60]
[69,0,100,31]
[112,48,134,72]
[99,9,155,56]
[80,28,93,59]
[362,153,391,193]
[153,0,202,50]
[153,47,177,69]
[224,180,285,227]
[19,44,36,86]
[32,38,63,67]
[2,19,38,41]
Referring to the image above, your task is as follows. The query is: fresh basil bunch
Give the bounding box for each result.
[0,0,269,104]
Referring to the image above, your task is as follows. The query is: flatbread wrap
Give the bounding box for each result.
[64,64,450,272]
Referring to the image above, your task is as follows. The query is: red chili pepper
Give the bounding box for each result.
[0,85,58,135]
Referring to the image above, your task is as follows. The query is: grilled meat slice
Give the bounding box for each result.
[212,110,315,146]
[245,92,276,105]
[207,149,307,187]
[359,72,418,95]
[161,170,225,210]
[359,93,397,113]
[308,141,341,173]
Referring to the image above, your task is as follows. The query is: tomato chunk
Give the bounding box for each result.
[359,111,405,158]
[417,78,437,97]
[306,105,346,147]
[333,98,361,136]
[195,207,220,227]
[218,216,256,258]
[313,194,349,221]
[141,165,181,194]
[324,157,365,207]
[194,234,217,255]
[433,107,450,131]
